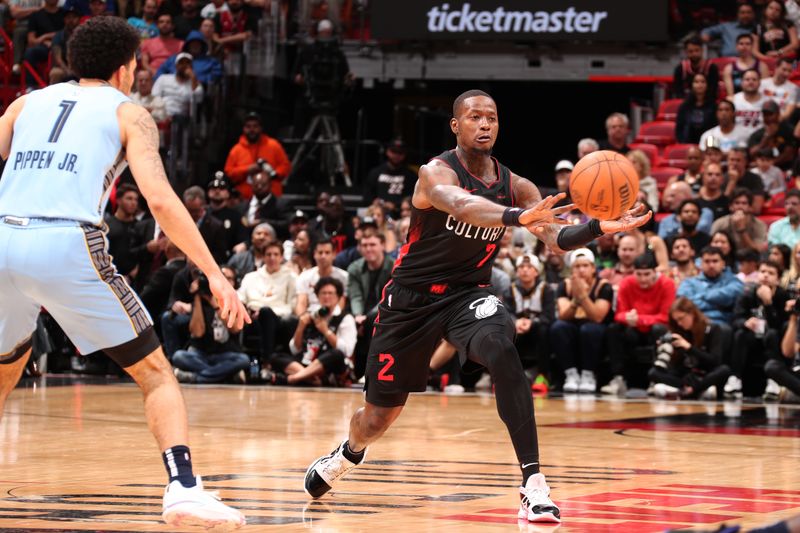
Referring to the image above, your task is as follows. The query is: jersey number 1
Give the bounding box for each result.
[48,100,77,143]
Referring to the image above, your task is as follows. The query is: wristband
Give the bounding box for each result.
[502,207,524,227]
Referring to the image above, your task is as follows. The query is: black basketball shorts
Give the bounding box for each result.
[364,281,515,407]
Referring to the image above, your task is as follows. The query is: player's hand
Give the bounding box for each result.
[599,204,652,234]
[518,193,574,226]
[209,272,251,329]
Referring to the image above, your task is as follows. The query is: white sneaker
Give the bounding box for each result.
[162,476,245,531]
[700,385,717,401]
[723,375,742,398]
[304,440,365,498]
[562,368,579,393]
[763,379,781,402]
[578,370,596,393]
[475,372,493,390]
[601,375,627,396]
[444,384,465,394]
[652,383,680,398]
[517,473,561,523]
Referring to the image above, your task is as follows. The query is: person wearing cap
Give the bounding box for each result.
[551,248,613,394]
[156,30,222,85]
[151,51,203,118]
[207,174,247,254]
[363,138,417,216]
[604,253,674,396]
[140,12,184,75]
[508,254,554,385]
[553,159,572,197]
[224,112,292,199]
[699,100,749,156]
[283,210,309,262]
[730,68,767,138]
[130,69,167,123]
[747,98,796,170]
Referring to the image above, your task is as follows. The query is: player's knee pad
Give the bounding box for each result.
[476,331,520,376]
[0,336,32,365]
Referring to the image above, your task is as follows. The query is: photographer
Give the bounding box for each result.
[648,297,732,399]
[224,112,291,199]
[771,301,800,402]
[264,277,356,387]
[171,266,251,383]
[727,260,789,399]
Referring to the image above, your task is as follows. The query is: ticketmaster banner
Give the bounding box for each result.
[372,1,668,41]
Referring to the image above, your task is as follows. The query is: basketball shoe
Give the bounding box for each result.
[162,476,245,531]
[518,473,560,523]
[304,440,366,498]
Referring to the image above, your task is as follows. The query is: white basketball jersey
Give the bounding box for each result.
[732,92,765,138]
[0,82,130,226]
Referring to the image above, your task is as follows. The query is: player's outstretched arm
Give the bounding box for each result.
[0,95,27,160]
[120,103,250,329]
[417,162,571,228]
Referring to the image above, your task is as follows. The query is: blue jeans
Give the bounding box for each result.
[550,319,606,373]
[172,347,250,383]
[161,311,190,358]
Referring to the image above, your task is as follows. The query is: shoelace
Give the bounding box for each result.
[521,485,551,505]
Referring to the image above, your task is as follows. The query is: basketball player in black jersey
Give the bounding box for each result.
[303,90,651,523]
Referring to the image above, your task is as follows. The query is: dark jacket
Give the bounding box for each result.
[198,212,228,264]
[156,30,223,84]
[676,98,717,144]
[733,284,790,331]
[140,258,187,317]
[347,255,394,316]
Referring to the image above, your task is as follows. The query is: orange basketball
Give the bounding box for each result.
[568,150,639,220]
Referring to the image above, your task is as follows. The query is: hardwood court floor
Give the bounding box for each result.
[0,379,799,532]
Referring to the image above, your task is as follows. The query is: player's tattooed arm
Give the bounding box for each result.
[417,162,570,228]
[511,173,544,209]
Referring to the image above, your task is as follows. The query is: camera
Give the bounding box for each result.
[193,271,211,296]
[256,158,277,179]
[654,332,674,369]
[313,306,330,320]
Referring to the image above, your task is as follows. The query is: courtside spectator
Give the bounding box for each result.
[599,234,641,290]
[363,138,417,216]
[676,72,718,144]
[224,112,291,199]
[668,236,699,288]
[307,193,355,254]
[239,171,291,238]
[603,253,675,396]
[677,246,744,324]
[710,230,737,272]
[737,248,761,284]
[598,112,631,154]
[227,223,275,277]
[182,186,227,264]
[156,30,223,85]
[206,176,246,253]
[139,239,187,320]
[130,69,167,123]
[711,188,768,253]
[295,238,348,316]
[152,52,203,117]
[699,100,750,155]
[104,184,140,279]
[772,307,800,401]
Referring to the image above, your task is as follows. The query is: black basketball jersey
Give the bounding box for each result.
[391,149,515,292]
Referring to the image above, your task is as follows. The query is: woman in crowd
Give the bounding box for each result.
[648,297,732,399]
[551,248,613,394]
[754,0,799,60]
[710,230,737,272]
[676,72,717,144]
[769,243,793,287]
[366,202,397,253]
[290,229,313,275]
[627,150,659,214]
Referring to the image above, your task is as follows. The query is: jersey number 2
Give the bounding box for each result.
[48,100,77,143]
[377,353,395,382]
[476,244,496,268]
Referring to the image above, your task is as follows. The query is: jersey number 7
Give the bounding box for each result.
[48,100,77,143]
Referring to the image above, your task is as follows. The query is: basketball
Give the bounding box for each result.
[568,150,639,220]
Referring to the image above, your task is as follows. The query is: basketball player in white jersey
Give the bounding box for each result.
[0,18,247,530]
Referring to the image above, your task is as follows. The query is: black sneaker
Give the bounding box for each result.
[304,441,365,498]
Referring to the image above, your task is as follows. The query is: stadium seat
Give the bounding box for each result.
[634,121,676,148]
[651,166,684,191]
[654,212,671,223]
[660,143,696,169]
[761,191,785,216]
[656,99,684,121]
[758,214,784,227]
[628,142,659,167]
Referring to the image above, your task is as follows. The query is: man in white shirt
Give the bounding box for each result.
[152,52,203,117]
[760,58,797,122]
[699,99,751,155]
[295,238,348,315]
[730,69,765,138]
[238,241,296,364]
[130,69,167,123]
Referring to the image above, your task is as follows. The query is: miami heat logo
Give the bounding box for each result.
[469,295,503,319]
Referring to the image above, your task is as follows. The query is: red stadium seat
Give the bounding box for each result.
[761,191,786,216]
[656,99,684,121]
[708,57,736,72]
[758,214,784,227]
[634,121,676,148]
[651,166,684,191]
[660,143,696,169]
[628,142,660,167]
[654,212,671,223]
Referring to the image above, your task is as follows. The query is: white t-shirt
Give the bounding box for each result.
[732,92,766,138]
[760,78,797,114]
[151,74,204,117]
[698,124,751,153]
[752,165,786,197]
[296,266,348,312]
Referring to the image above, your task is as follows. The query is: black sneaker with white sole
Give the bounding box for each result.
[304,440,365,498]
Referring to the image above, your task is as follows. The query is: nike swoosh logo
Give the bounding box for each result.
[521,462,538,468]
[463,187,478,193]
